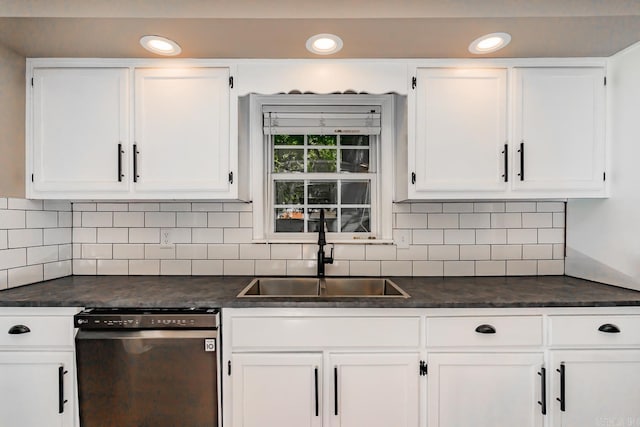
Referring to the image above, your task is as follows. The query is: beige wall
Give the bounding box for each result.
[0,42,25,198]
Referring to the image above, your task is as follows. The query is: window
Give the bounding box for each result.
[249,95,395,243]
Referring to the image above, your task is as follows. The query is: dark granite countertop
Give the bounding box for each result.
[1,275,640,308]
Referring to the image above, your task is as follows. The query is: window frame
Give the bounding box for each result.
[249,94,395,243]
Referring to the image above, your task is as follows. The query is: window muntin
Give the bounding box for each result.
[271,133,375,236]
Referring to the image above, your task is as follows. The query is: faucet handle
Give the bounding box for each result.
[327,243,335,264]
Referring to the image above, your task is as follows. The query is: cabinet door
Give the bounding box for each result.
[31,67,129,196]
[513,67,606,193]
[231,353,322,427]
[550,350,640,427]
[0,351,75,427]
[427,352,544,427]
[330,353,419,427]
[411,68,508,195]
[134,67,232,197]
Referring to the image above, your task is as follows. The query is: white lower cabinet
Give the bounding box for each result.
[426,352,545,427]
[330,353,420,427]
[231,353,323,427]
[0,351,75,427]
[549,350,640,427]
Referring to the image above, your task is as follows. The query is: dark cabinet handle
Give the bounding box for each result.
[556,363,566,412]
[8,324,31,334]
[475,324,496,334]
[133,144,139,183]
[598,323,621,333]
[538,367,547,415]
[58,366,68,414]
[314,367,319,417]
[502,143,509,182]
[411,172,416,185]
[117,143,124,182]
[518,141,525,181]
[334,366,338,416]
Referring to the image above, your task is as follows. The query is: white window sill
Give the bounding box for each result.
[252,238,396,245]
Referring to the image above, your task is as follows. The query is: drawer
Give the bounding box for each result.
[231,316,420,349]
[0,316,75,348]
[426,316,543,347]
[549,315,640,347]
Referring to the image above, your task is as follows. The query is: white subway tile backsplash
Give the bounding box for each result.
[349,260,381,277]
[114,212,144,227]
[8,229,43,248]
[271,244,302,260]
[460,213,490,229]
[26,211,58,228]
[59,211,72,227]
[44,260,72,281]
[444,229,475,245]
[506,260,537,275]
[223,228,253,244]
[460,245,490,261]
[44,200,71,211]
[239,212,253,228]
[538,260,565,275]
[73,228,97,243]
[128,203,160,212]
[334,244,365,260]
[193,228,224,244]
[491,245,522,260]
[302,244,317,260]
[537,202,565,213]
[507,229,538,244]
[59,244,72,261]
[381,260,412,276]
[553,244,565,260]
[0,269,6,289]
[73,203,97,212]
[474,202,505,213]
[97,203,128,212]
[396,213,428,229]
[192,260,223,275]
[73,259,97,275]
[443,203,474,213]
[144,245,176,259]
[161,228,191,244]
[522,213,553,228]
[0,198,7,209]
[113,244,145,259]
[410,203,442,213]
[428,214,459,229]
[413,229,444,245]
[553,212,565,228]
[0,248,27,270]
[192,202,223,212]
[82,212,113,227]
[396,245,428,261]
[223,202,252,212]
[177,212,207,228]
[522,244,553,260]
[27,245,58,265]
[129,228,160,244]
[177,244,207,260]
[491,213,522,228]
[225,260,255,275]
[538,228,564,244]
[129,260,160,275]
[207,244,239,260]
[444,261,475,276]
[476,229,507,245]
[429,245,459,261]
[208,212,239,228]
[145,212,175,227]
[285,260,315,276]
[326,260,349,276]
[97,228,129,243]
[161,260,192,275]
[239,244,270,260]
[8,198,43,210]
[506,202,537,213]
[82,244,112,259]
[366,245,397,260]
[8,265,43,288]
[0,230,6,250]
[413,260,443,276]
[160,203,191,212]
[475,260,506,276]
[255,259,286,276]
[97,260,128,275]
[0,210,26,229]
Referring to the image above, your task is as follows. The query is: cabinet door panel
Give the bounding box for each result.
[134,67,231,195]
[32,67,129,194]
[0,351,75,427]
[330,353,419,427]
[427,352,544,427]
[550,350,640,427]
[413,68,507,193]
[231,353,322,427]
[513,67,605,192]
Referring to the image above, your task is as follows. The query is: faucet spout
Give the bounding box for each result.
[317,209,334,277]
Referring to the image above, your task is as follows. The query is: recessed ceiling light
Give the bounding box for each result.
[140,35,182,56]
[306,34,343,55]
[468,32,511,54]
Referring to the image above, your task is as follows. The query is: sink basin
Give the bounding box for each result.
[237,277,410,298]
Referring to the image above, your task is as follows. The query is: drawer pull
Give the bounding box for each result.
[598,323,621,333]
[8,324,31,335]
[475,324,496,334]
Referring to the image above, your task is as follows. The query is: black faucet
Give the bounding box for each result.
[317,209,334,277]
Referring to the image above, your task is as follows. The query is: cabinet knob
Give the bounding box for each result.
[8,324,31,335]
[598,323,621,333]
[475,324,496,334]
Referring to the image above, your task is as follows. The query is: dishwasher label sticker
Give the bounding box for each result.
[204,339,216,352]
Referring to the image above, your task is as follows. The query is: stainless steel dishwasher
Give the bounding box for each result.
[74,307,220,427]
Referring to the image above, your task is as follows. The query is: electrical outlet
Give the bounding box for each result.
[394,229,411,249]
[160,229,174,249]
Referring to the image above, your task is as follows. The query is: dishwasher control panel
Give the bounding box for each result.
[74,307,219,330]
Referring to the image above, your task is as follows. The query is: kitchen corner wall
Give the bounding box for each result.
[0,197,72,289]
[71,200,565,277]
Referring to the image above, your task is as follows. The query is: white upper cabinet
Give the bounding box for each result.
[30,67,130,197]
[513,67,606,195]
[410,68,508,196]
[133,67,234,198]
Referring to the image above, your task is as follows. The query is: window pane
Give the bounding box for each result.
[274,149,304,172]
[308,181,337,205]
[275,208,304,232]
[340,149,370,172]
[309,135,337,146]
[308,149,337,172]
[308,208,338,232]
[341,181,370,204]
[341,208,370,232]
[274,135,304,145]
[340,135,369,146]
[275,181,304,205]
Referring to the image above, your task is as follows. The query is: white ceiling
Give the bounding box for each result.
[1,0,640,58]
